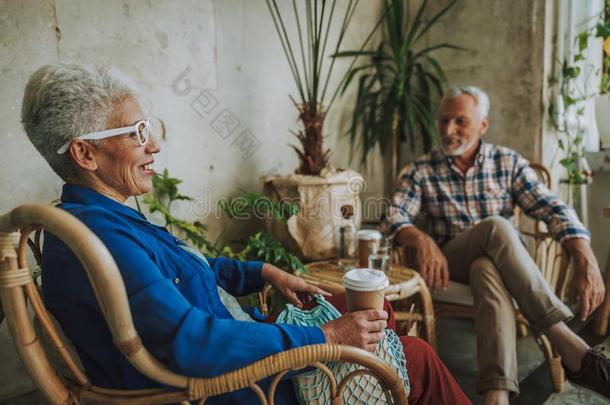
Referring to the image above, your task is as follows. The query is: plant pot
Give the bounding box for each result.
[262,168,364,261]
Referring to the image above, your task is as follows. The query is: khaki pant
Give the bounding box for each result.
[441,216,573,395]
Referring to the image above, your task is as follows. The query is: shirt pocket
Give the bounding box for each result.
[482,183,513,215]
[159,248,201,289]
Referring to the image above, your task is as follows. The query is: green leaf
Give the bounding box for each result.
[596,22,610,38]
[563,94,577,107]
[333,50,377,58]
[578,31,589,53]
[562,64,581,79]
[415,0,459,42]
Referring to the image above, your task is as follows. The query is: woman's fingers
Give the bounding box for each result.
[284,289,303,308]
[303,282,331,296]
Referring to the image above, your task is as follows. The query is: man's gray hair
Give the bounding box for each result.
[443,86,490,118]
[21,63,139,181]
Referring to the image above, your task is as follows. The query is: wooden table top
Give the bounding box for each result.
[299,259,423,302]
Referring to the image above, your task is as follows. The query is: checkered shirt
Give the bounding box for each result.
[385,141,590,246]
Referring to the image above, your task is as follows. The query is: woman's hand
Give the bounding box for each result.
[261,263,330,308]
[321,309,388,352]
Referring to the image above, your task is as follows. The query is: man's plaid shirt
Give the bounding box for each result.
[385,141,589,246]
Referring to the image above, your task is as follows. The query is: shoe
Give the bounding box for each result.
[564,345,610,399]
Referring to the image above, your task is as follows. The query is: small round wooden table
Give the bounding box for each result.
[298,259,436,349]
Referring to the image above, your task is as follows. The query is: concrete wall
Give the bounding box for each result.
[0,0,382,399]
[418,0,547,163]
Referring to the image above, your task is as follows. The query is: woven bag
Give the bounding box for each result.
[277,295,410,404]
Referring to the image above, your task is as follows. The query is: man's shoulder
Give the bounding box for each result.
[58,202,132,233]
[412,149,446,170]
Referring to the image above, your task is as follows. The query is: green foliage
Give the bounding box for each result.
[218,192,299,223]
[246,233,306,274]
[141,169,305,274]
[336,0,462,166]
[548,7,610,184]
[265,0,384,175]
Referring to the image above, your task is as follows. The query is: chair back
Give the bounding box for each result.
[514,163,572,301]
[0,204,408,404]
[393,162,571,301]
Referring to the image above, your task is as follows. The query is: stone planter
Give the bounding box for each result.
[262,169,365,261]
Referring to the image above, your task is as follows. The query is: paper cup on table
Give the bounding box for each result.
[357,230,382,268]
[343,268,389,312]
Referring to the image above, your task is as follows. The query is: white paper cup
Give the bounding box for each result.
[343,268,389,312]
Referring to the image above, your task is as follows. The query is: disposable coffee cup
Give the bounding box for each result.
[357,230,382,268]
[343,268,389,312]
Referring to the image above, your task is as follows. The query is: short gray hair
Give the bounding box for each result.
[21,63,139,181]
[443,86,490,118]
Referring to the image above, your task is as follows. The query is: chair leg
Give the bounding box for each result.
[517,322,529,337]
[515,311,529,337]
[417,279,436,351]
[536,334,565,392]
[593,248,610,336]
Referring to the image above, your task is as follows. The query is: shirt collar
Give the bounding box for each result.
[444,139,490,168]
[475,140,493,166]
[60,183,147,223]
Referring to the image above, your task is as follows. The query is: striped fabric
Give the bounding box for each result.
[385,141,589,246]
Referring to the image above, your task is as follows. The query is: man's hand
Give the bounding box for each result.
[396,227,449,292]
[563,238,605,321]
[261,263,330,308]
[321,309,388,352]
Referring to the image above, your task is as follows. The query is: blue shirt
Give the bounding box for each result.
[42,184,325,404]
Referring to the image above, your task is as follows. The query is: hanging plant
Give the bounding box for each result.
[547,6,610,184]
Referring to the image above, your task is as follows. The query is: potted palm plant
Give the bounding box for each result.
[262,0,381,260]
[336,0,461,195]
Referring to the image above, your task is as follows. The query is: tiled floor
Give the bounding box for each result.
[3,318,610,404]
[437,316,610,404]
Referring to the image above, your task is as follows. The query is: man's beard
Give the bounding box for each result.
[441,136,477,156]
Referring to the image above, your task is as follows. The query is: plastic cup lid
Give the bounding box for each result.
[343,268,389,292]
[357,229,382,240]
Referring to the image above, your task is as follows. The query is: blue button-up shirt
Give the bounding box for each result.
[42,184,325,403]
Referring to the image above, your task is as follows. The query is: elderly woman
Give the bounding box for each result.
[21,63,469,404]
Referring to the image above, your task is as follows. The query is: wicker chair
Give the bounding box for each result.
[0,204,408,404]
[391,162,573,392]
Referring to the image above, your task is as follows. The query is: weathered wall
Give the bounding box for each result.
[419,0,547,162]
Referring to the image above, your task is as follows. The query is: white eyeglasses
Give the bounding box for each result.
[57,118,152,154]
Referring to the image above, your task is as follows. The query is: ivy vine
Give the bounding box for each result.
[548,3,610,184]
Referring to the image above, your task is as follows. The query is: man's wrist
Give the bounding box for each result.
[396,226,428,248]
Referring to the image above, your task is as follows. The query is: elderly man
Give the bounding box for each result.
[386,86,609,404]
